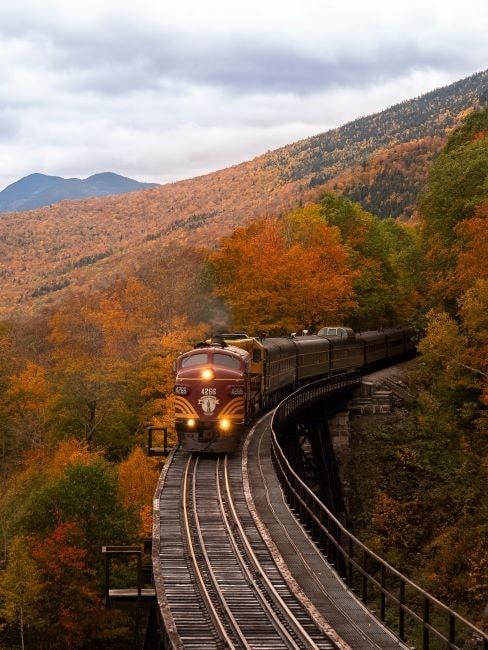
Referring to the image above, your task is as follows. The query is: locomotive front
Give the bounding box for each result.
[173,344,250,453]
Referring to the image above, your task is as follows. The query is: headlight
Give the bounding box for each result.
[187,418,196,428]
[201,368,214,380]
[219,418,231,431]
[230,386,244,396]
[174,385,189,395]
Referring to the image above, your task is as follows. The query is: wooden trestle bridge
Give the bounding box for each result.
[104,371,488,649]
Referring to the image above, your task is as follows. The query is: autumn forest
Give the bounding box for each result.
[0,97,488,647]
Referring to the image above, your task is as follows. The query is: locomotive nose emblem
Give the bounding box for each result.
[198,395,220,414]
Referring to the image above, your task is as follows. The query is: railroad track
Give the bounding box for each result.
[157,447,336,649]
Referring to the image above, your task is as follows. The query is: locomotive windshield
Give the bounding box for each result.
[213,353,241,370]
[181,353,208,367]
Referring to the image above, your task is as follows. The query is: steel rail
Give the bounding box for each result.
[215,458,299,648]
[270,372,488,650]
[217,455,318,650]
[182,455,237,649]
[191,456,251,649]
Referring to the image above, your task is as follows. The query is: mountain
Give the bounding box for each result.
[0,69,487,315]
[0,172,159,212]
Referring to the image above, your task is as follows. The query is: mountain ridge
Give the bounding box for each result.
[0,68,487,315]
[0,171,159,213]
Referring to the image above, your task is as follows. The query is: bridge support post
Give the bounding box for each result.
[328,410,350,453]
[143,603,163,650]
[307,417,339,514]
[306,411,349,577]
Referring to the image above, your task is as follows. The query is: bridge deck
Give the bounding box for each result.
[245,413,406,650]
[153,442,341,648]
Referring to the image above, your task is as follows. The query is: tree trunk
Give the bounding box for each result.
[87,401,96,448]
[20,605,25,650]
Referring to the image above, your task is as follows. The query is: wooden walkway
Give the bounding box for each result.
[244,413,406,650]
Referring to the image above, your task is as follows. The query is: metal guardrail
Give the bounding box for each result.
[270,373,488,650]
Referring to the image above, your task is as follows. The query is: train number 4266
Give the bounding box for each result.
[201,387,217,396]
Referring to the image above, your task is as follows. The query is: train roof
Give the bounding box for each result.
[261,337,296,353]
[317,326,355,340]
[382,327,414,336]
[356,330,387,341]
[182,345,250,360]
[290,334,331,347]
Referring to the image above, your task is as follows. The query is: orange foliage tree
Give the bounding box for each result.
[117,447,159,536]
[5,361,51,450]
[30,522,101,648]
[454,201,488,293]
[208,206,356,333]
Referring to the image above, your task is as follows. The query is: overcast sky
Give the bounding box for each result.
[0,0,486,190]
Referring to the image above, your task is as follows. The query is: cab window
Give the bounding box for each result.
[213,353,241,370]
[181,353,208,367]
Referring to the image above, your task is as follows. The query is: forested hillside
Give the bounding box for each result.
[326,136,445,220]
[0,108,486,646]
[266,71,485,185]
[0,69,486,316]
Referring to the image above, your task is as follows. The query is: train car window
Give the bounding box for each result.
[252,349,261,362]
[181,353,208,367]
[213,353,241,370]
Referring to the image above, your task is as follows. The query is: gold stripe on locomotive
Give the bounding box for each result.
[218,397,245,419]
[174,396,199,418]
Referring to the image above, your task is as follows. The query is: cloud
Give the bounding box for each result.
[0,10,482,96]
[0,111,19,140]
[0,0,487,189]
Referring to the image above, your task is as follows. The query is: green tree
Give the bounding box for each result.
[319,192,423,328]
[0,535,42,649]
[419,109,488,306]
[21,460,131,566]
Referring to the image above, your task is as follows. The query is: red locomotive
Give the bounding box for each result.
[173,342,251,452]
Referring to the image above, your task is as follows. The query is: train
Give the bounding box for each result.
[173,326,415,453]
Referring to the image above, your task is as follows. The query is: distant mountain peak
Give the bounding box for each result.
[87,171,132,180]
[0,172,159,213]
